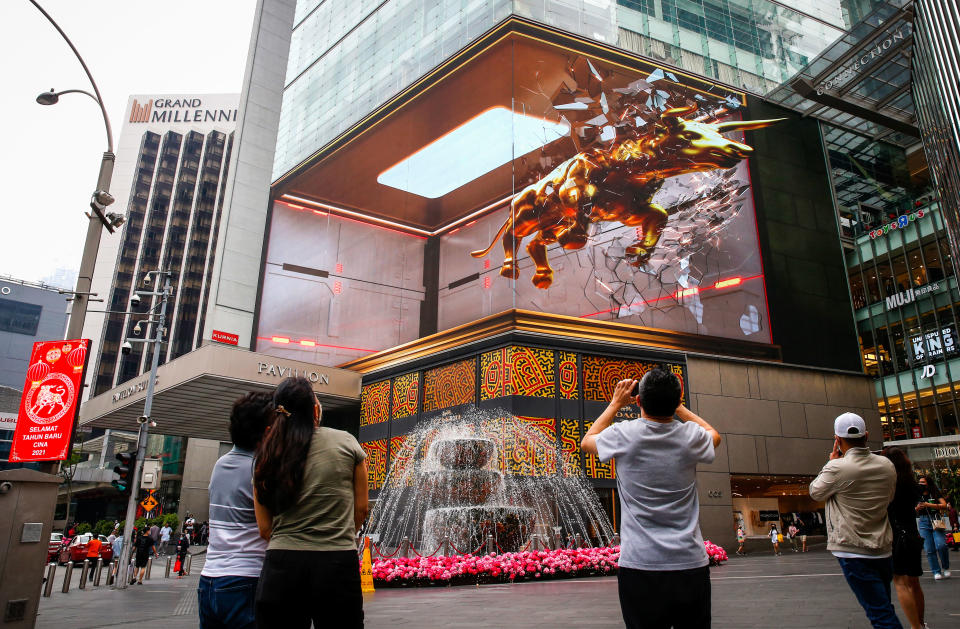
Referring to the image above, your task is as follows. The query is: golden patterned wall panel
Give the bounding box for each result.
[362,439,388,491]
[583,420,616,479]
[422,358,476,412]
[391,372,420,419]
[480,346,555,400]
[501,416,557,477]
[559,418,582,477]
[558,351,578,399]
[387,434,413,487]
[582,356,687,402]
[360,380,390,427]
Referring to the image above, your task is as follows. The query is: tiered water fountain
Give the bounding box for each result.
[368,409,613,555]
[421,436,534,552]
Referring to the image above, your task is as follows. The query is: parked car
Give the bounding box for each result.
[59,534,114,565]
[46,532,64,563]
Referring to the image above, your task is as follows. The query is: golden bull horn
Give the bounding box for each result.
[712,118,787,132]
[661,104,698,119]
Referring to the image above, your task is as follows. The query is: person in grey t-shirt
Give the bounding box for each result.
[582,369,721,629]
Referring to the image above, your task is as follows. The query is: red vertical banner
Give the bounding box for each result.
[10,339,91,462]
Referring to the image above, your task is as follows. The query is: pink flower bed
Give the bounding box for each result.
[368,541,726,587]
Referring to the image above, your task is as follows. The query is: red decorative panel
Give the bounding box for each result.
[423,359,476,411]
[361,439,388,491]
[559,418,582,477]
[583,420,616,479]
[360,381,389,427]
[558,351,578,399]
[479,346,555,400]
[391,372,420,419]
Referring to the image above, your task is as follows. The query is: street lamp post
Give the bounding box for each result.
[114,269,172,589]
[28,0,119,341]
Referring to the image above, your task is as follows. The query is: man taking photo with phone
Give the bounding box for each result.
[582,369,721,629]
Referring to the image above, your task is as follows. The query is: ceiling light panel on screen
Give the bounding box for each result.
[377,106,570,198]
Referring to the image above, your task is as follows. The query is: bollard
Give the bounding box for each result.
[441,536,451,557]
[164,557,172,578]
[574,533,583,549]
[106,561,116,587]
[93,558,103,586]
[554,533,562,550]
[78,560,89,589]
[146,556,153,580]
[400,537,411,559]
[611,534,620,547]
[61,561,74,593]
[486,534,494,555]
[185,553,193,576]
[43,564,57,597]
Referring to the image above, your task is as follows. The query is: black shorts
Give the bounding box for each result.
[256,549,362,629]
[135,551,150,568]
[892,531,923,577]
[618,564,711,629]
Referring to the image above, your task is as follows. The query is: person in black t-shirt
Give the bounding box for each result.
[881,447,925,629]
[132,531,157,585]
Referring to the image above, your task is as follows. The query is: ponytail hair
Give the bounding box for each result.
[254,377,320,514]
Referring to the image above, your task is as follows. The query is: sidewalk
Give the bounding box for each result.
[36,548,207,629]
[36,548,960,628]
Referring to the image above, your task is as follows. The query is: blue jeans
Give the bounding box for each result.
[917,515,950,574]
[836,557,903,629]
[198,575,258,629]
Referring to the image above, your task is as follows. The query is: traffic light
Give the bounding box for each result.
[112,450,135,494]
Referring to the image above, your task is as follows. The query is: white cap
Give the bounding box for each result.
[834,412,866,439]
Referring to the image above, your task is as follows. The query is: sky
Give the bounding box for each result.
[0,0,257,284]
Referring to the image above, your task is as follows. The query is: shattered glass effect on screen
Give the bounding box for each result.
[497,56,770,339]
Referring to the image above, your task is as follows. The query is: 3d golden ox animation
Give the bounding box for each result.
[471,104,783,289]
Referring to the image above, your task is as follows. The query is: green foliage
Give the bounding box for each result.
[935,468,960,507]
[75,523,91,535]
[134,517,147,531]
[162,513,179,531]
[94,519,115,536]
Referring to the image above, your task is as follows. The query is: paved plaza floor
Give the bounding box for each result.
[36,546,960,628]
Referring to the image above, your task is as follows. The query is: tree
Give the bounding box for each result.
[58,446,86,532]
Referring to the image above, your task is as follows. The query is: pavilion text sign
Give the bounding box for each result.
[10,339,90,462]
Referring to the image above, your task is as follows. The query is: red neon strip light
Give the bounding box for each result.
[258,336,377,353]
[278,200,428,240]
[581,274,763,319]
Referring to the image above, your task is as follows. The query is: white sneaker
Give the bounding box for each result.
[943,570,951,578]
[934,572,943,580]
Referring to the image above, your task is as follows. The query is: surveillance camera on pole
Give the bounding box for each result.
[133,322,142,336]
[88,190,121,233]
[121,341,133,355]
[130,294,141,308]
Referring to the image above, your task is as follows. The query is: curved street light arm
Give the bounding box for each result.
[51,88,99,103]
[28,0,113,153]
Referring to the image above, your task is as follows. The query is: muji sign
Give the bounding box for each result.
[10,339,91,462]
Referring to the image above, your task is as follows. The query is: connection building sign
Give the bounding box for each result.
[10,339,91,462]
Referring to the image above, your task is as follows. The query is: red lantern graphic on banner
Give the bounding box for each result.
[10,339,91,462]
[27,361,51,384]
[67,346,87,374]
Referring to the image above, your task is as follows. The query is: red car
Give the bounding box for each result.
[46,532,64,563]
[58,534,114,565]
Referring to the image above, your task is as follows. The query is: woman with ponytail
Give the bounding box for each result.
[253,377,369,627]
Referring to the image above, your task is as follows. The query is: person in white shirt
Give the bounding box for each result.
[158,524,172,556]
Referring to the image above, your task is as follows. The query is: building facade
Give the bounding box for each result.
[0,276,68,389]
[83,94,239,396]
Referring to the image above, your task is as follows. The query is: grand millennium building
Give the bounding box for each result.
[70,0,960,548]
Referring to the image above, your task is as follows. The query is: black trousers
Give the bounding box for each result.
[256,549,363,629]
[618,565,711,629]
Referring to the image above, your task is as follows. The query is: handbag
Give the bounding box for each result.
[777,533,783,543]
[932,517,947,531]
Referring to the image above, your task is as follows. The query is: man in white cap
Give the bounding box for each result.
[809,412,900,628]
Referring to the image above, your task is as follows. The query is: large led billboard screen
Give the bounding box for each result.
[259,35,779,365]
